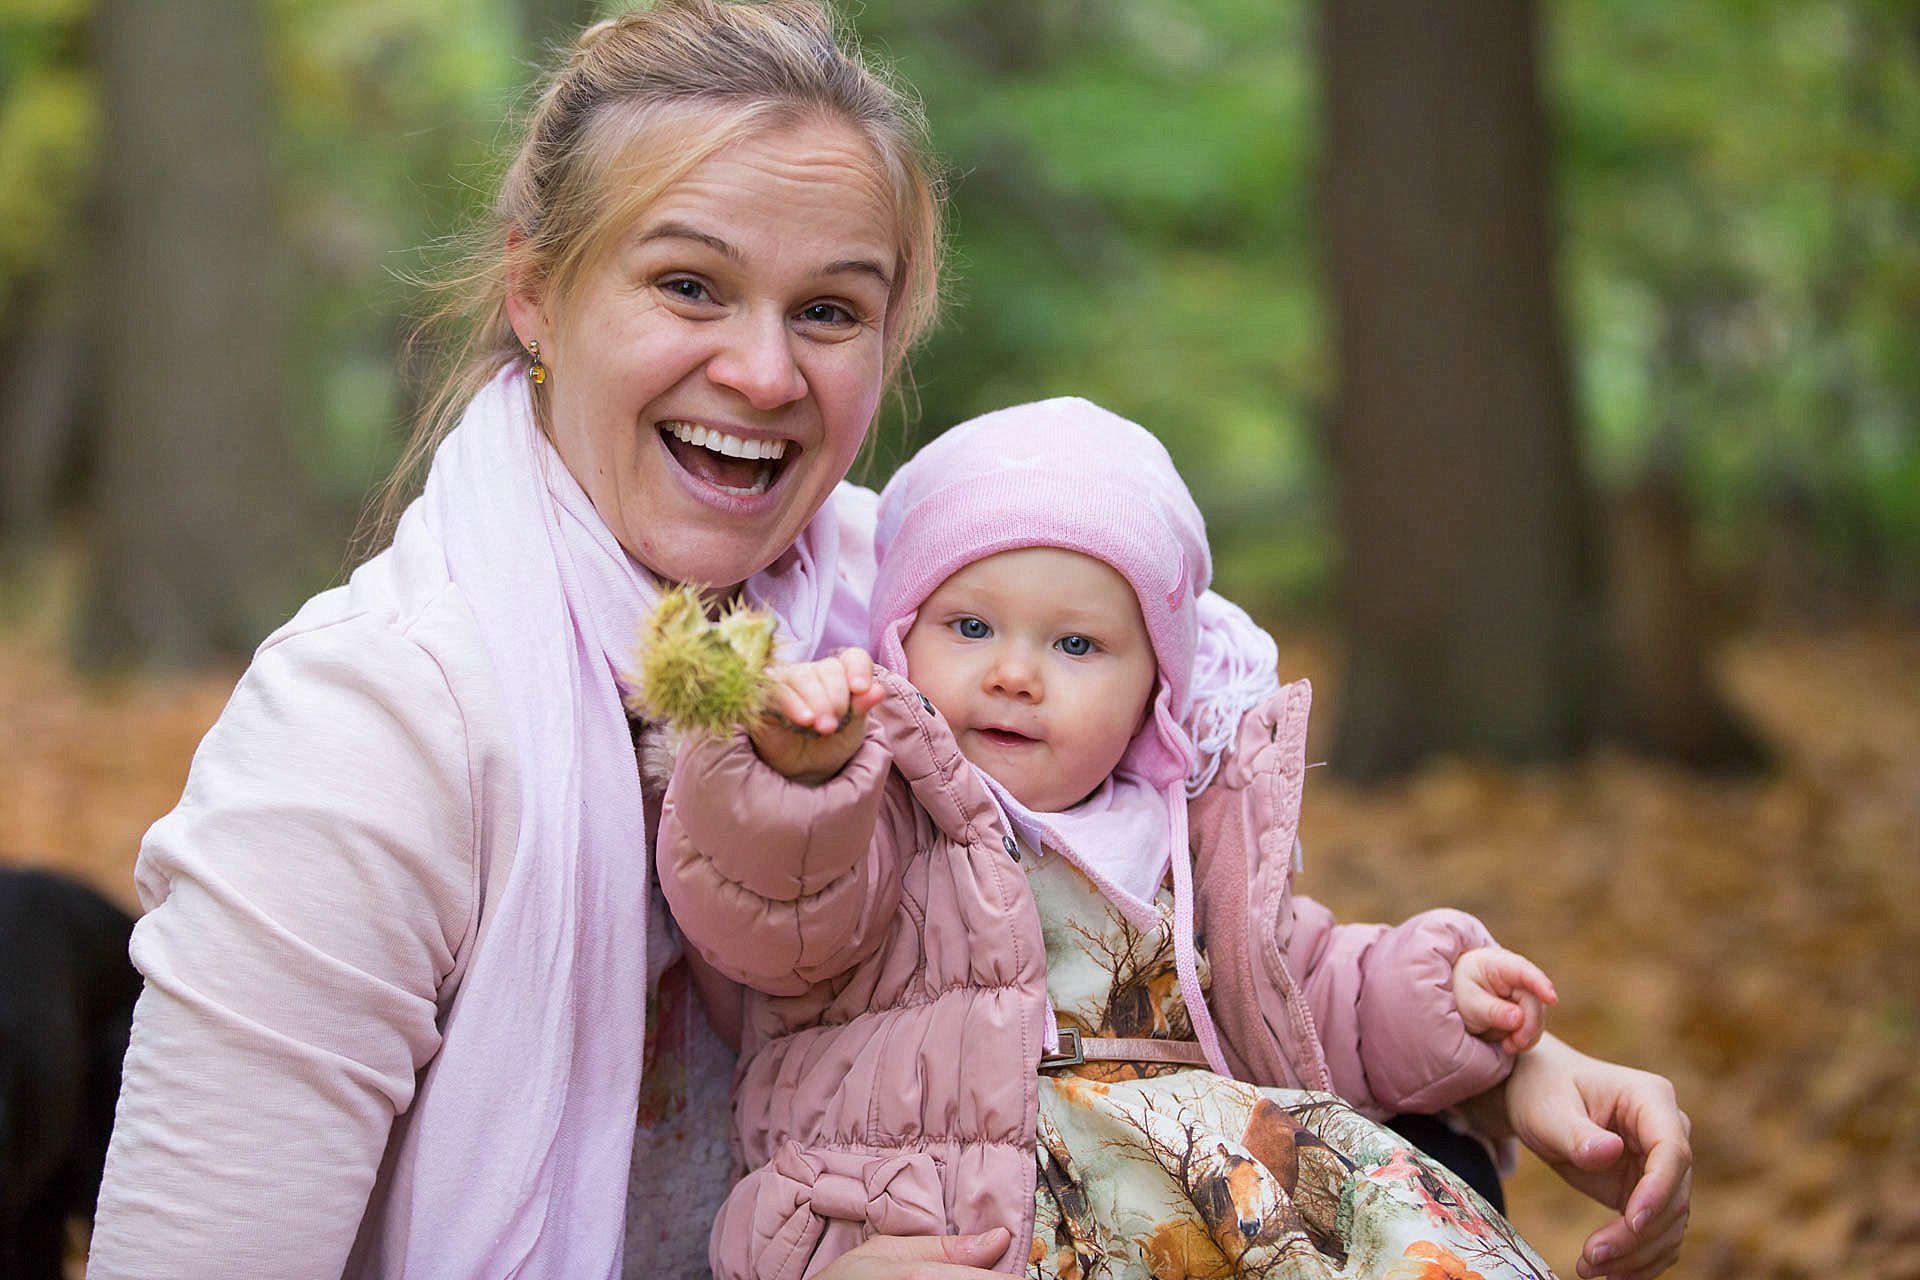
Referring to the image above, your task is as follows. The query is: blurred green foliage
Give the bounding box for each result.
[2,0,1915,612]
[0,0,94,285]
[1556,0,1920,594]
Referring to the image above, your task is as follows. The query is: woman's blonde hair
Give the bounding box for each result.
[369,0,944,546]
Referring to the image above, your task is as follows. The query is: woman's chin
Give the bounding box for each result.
[610,516,794,594]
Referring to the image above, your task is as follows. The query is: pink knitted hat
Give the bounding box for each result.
[871,396,1240,1076]
[869,396,1211,789]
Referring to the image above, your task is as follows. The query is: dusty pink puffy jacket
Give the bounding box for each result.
[657,673,1508,1278]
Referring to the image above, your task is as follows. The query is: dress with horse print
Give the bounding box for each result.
[1025,849,1560,1280]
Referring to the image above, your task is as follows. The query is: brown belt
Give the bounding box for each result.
[1037,1027,1211,1071]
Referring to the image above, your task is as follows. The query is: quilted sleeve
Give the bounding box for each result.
[656,721,907,996]
[1286,898,1513,1116]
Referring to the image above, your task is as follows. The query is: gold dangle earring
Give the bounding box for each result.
[527,340,548,386]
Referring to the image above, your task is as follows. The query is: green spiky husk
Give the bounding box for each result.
[624,585,776,734]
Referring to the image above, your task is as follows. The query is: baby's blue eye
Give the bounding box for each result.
[1057,635,1094,656]
[954,618,990,639]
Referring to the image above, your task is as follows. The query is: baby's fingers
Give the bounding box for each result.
[767,674,817,730]
[771,662,844,734]
[1490,950,1560,1007]
[1501,990,1548,1055]
[837,648,886,715]
[1453,969,1518,1038]
[1451,990,1512,1043]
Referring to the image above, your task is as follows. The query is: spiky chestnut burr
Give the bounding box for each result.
[624,585,776,735]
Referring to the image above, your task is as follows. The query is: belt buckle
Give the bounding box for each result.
[1038,1027,1084,1071]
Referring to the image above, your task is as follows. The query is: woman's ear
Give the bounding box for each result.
[503,229,545,351]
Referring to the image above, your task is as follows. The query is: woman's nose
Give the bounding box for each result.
[707,310,806,410]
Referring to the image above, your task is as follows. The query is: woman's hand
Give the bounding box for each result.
[748,649,886,784]
[1491,1035,1692,1280]
[810,1228,1012,1278]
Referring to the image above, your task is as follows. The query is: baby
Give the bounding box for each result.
[658,398,1560,1279]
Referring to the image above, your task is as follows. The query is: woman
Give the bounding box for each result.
[88,3,1688,1277]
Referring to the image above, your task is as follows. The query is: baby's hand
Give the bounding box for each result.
[1452,947,1558,1056]
[747,649,887,785]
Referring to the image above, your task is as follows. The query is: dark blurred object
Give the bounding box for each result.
[81,0,298,668]
[1320,0,1761,778]
[1322,0,1593,777]
[1386,1112,1505,1216]
[1601,474,1766,770]
[0,868,140,1278]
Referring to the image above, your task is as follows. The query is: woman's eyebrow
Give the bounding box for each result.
[637,221,891,290]
[822,257,893,291]
[637,221,738,260]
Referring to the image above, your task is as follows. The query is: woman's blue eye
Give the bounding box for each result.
[1057,635,1094,656]
[954,618,990,639]
[662,278,711,302]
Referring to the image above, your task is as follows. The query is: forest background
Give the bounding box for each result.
[0,0,1916,1276]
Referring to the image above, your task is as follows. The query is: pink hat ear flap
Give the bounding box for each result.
[876,611,918,677]
[1165,549,1188,612]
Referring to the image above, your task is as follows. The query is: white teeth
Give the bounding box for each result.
[666,421,788,462]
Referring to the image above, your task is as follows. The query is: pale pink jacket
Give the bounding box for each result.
[88,482,883,1278]
[657,672,1510,1279]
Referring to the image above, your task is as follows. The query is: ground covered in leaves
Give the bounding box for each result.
[2,618,1915,1279]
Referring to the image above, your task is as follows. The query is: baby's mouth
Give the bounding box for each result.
[976,727,1039,748]
[659,421,792,496]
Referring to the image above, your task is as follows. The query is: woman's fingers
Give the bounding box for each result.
[1579,1187,1688,1279]
[1616,1078,1692,1223]
[1616,1124,1692,1251]
[1573,1085,1692,1277]
[814,1228,1012,1278]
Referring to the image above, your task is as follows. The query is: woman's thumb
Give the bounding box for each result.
[1522,1089,1627,1172]
[1568,1122,1627,1170]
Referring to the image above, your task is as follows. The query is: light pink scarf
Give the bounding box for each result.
[393,367,868,1276]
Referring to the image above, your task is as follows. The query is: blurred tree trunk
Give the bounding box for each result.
[0,270,92,555]
[1320,1,1759,777]
[85,0,295,666]
[1321,0,1593,776]
[1602,472,1763,766]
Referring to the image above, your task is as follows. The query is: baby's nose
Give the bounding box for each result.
[986,654,1041,700]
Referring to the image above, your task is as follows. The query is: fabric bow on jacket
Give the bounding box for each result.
[754,1143,945,1280]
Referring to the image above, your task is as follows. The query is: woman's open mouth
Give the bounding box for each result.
[659,420,794,497]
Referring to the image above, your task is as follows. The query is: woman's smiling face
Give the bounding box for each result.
[509,118,897,592]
